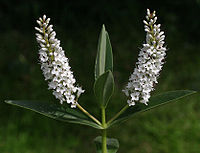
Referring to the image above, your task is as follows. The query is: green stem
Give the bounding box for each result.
[102,129,107,153]
[107,104,129,126]
[77,104,101,126]
[101,107,107,153]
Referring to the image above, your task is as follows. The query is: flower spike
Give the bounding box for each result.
[35,15,84,108]
[123,9,167,106]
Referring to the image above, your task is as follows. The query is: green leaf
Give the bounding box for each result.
[94,70,114,108]
[108,90,196,128]
[94,136,119,153]
[5,100,102,129]
[95,24,113,80]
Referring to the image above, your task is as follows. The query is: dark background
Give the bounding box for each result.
[0,0,200,153]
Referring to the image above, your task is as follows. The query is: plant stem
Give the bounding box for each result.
[107,104,129,126]
[101,107,107,153]
[102,129,107,153]
[77,104,101,126]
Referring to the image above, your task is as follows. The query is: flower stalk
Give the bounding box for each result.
[107,104,129,126]
[77,103,101,126]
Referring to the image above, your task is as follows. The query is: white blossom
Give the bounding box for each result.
[35,15,84,108]
[123,9,167,106]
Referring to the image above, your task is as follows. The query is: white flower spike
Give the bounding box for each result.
[123,9,167,106]
[35,15,84,108]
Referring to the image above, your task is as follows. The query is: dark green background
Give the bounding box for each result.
[0,0,200,153]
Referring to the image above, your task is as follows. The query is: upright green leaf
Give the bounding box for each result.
[94,70,114,108]
[107,90,196,128]
[94,136,119,153]
[5,100,102,129]
[95,24,113,80]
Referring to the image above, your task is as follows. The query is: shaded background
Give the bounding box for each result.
[1,0,200,153]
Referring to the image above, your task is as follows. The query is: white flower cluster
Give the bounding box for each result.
[123,9,167,106]
[35,15,84,108]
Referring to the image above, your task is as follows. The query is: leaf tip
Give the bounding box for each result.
[192,90,197,94]
[102,24,106,32]
[4,100,11,104]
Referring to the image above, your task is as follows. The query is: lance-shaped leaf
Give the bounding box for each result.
[107,90,196,128]
[94,136,119,153]
[95,24,113,80]
[94,70,114,108]
[5,100,102,129]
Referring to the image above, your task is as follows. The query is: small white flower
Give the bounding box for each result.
[123,9,167,106]
[35,15,84,108]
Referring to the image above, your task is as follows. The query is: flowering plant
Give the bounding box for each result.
[5,9,196,153]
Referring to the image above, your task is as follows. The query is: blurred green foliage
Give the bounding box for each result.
[0,0,200,153]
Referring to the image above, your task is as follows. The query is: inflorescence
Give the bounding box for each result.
[35,15,84,108]
[123,9,167,106]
